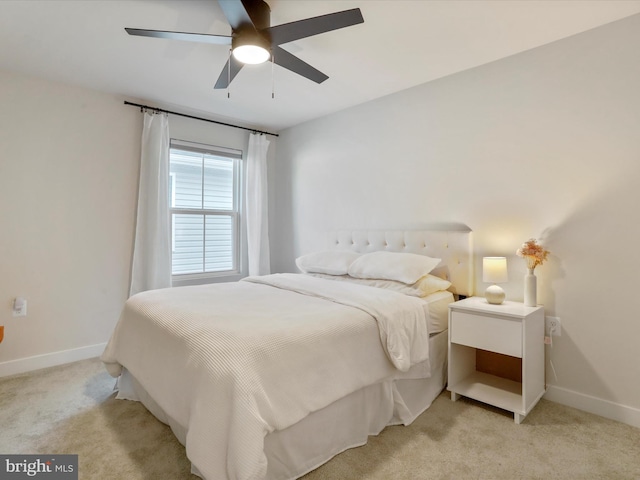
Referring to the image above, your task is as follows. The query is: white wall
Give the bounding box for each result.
[273,14,640,425]
[0,70,141,373]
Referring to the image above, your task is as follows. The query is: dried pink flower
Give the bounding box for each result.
[516,239,549,271]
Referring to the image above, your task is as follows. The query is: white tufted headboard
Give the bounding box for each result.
[327,230,474,297]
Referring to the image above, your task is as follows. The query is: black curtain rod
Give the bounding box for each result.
[123,101,279,137]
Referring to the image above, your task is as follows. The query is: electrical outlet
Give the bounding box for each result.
[12,297,27,317]
[546,316,561,337]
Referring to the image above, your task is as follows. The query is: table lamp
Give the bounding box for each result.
[483,257,508,305]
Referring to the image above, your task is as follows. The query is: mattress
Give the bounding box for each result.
[420,290,454,334]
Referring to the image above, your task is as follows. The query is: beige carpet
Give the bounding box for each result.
[1,358,638,480]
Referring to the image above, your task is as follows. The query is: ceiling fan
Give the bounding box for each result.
[125,0,364,89]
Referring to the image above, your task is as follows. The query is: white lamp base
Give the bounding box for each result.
[485,284,505,305]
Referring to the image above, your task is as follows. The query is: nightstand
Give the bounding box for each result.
[447,296,545,424]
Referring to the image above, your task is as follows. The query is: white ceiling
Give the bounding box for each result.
[1,1,640,131]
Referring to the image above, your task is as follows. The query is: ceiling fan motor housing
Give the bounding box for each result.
[231,0,272,61]
[232,28,271,53]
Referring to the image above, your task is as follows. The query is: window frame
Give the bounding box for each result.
[168,139,243,282]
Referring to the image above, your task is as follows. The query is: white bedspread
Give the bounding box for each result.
[101,273,430,480]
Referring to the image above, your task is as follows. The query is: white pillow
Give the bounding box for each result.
[295,250,361,275]
[308,273,451,297]
[412,274,452,296]
[347,251,441,284]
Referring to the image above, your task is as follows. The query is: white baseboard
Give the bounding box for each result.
[544,385,640,429]
[0,343,107,378]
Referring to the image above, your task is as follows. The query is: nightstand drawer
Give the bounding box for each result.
[450,311,522,357]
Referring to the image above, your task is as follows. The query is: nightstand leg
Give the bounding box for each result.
[514,413,524,424]
[451,392,459,402]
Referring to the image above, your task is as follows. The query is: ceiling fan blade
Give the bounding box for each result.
[272,46,328,84]
[265,8,364,46]
[214,55,245,89]
[125,28,231,45]
[217,0,256,30]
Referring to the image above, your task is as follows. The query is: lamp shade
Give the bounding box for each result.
[483,257,508,284]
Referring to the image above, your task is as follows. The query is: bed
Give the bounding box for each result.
[101,229,473,480]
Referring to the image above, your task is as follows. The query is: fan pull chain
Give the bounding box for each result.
[271,51,275,99]
[227,48,231,99]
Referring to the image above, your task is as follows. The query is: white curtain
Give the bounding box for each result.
[129,111,172,296]
[246,133,271,276]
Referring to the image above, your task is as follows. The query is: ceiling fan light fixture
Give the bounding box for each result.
[232,44,270,64]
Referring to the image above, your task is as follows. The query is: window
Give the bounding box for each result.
[169,140,242,278]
